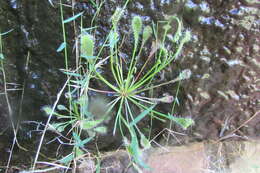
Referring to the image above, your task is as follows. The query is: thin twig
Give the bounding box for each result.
[32,77,71,171]
[219,110,260,141]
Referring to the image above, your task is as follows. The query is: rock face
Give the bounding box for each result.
[0,0,259,157]
[179,0,260,140]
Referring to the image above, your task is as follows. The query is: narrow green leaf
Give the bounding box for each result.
[62,71,82,77]
[63,12,84,24]
[76,136,94,148]
[0,29,14,36]
[56,42,66,52]
[129,105,155,127]
[128,128,150,169]
[59,153,74,164]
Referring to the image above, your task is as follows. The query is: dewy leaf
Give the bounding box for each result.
[170,115,194,130]
[142,25,152,44]
[130,105,155,127]
[81,34,94,61]
[132,16,142,47]
[63,12,84,24]
[56,42,66,52]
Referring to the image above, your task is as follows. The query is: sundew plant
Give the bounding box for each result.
[35,1,194,171]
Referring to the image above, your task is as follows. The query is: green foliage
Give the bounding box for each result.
[46,2,194,169]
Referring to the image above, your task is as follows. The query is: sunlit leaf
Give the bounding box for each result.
[63,12,84,24]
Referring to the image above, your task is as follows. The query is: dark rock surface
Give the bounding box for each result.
[0,0,259,168]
